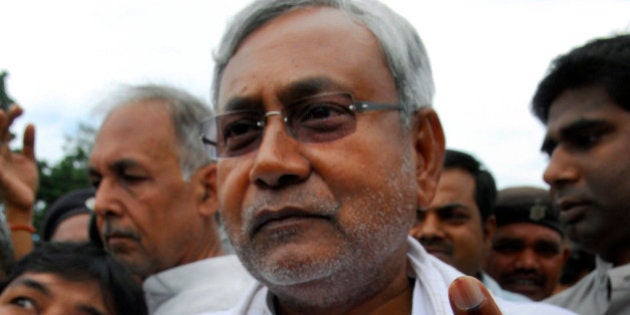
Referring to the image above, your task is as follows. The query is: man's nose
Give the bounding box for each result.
[543,146,580,189]
[249,116,310,189]
[92,178,124,218]
[415,212,446,240]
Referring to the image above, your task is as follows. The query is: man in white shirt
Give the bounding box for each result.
[533,34,630,314]
[199,0,574,314]
[410,149,530,302]
[89,84,252,314]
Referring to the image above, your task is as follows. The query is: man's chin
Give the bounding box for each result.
[426,251,453,265]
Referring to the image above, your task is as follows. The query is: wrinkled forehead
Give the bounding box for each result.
[217,6,394,113]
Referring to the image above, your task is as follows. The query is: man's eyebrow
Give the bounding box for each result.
[110,159,142,172]
[77,304,106,315]
[10,278,51,296]
[221,77,344,112]
[223,95,260,112]
[559,118,612,139]
[436,203,467,212]
[540,118,612,154]
[277,77,341,103]
[540,136,556,156]
[419,203,467,214]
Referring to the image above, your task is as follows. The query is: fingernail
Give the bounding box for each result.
[450,276,485,310]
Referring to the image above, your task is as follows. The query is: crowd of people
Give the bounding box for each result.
[0,0,628,314]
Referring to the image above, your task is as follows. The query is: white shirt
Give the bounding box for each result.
[144,255,254,315]
[198,237,575,315]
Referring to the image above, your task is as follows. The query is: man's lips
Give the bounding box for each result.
[420,243,453,258]
[501,273,545,294]
[503,273,544,286]
[557,198,591,225]
[251,208,330,236]
[103,228,140,245]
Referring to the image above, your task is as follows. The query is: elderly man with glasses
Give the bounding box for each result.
[198,0,575,314]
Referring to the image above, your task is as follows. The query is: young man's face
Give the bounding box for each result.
[542,85,630,264]
[410,168,489,277]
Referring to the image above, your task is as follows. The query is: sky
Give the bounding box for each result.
[0,0,628,189]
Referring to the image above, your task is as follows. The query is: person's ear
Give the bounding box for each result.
[483,216,497,257]
[194,163,219,217]
[411,108,445,207]
[483,215,497,244]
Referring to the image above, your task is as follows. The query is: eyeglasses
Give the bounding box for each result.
[200,92,401,159]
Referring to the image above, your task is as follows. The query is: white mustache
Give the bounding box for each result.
[240,189,340,236]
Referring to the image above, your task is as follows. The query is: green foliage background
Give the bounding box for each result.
[33,123,96,236]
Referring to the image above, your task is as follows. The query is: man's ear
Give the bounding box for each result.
[483,215,497,250]
[194,163,219,217]
[412,108,445,208]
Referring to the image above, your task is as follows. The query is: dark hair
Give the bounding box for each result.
[532,34,630,122]
[443,149,497,222]
[40,188,95,242]
[0,242,147,315]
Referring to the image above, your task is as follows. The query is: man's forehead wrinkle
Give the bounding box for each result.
[221,77,345,113]
[223,95,260,112]
[277,77,340,102]
[218,7,385,108]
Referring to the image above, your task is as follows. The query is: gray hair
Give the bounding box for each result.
[212,0,434,125]
[101,84,214,180]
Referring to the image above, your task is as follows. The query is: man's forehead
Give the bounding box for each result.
[497,223,562,240]
[217,5,390,110]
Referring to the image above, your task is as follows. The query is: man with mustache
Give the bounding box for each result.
[534,34,630,314]
[410,149,529,302]
[89,84,252,314]
[200,0,573,314]
[485,186,569,301]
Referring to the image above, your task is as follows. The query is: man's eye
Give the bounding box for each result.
[569,131,602,150]
[297,103,348,123]
[11,296,37,310]
[439,209,469,224]
[534,243,560,257]
[223,118,261,139]
[492,240,523,253]
[220,118,262,153]
[121,174,146,183]
[90,177,102,189]
[566,125,613,151]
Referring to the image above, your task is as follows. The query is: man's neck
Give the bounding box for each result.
[274,249,414,315]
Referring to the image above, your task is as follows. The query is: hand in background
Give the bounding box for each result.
[0,104,37,211]
[0,104,37,259]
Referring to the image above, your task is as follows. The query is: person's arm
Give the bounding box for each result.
[449,276,503,315]
[0,104,38,260]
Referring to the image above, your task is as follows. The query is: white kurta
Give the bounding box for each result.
[197,237,575,315]
[144,255,254,315]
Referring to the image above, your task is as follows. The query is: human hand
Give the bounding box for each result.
[0,104,37,215]
[449,276,503,315]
